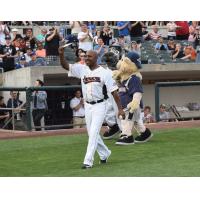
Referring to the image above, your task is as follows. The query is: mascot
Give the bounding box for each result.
[113,51,153,145]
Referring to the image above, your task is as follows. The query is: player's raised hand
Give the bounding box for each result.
[58,46,65,55]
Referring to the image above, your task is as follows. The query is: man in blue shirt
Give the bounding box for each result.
[117,21,131,44]
[28,52,46,67]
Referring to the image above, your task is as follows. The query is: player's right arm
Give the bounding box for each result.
[58,46,70,71]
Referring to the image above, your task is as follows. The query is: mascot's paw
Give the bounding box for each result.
[112,70,121,81]
[127,100,140,113]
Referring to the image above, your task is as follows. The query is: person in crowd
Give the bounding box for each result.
[45,27,62,63]
[175,21,189,40]
[141,106,155,124]
[94,37,108,65]
[32,79,47,131]
[0,34,17,72]
[16,54,28,69]
[69,21,82,36]
[166,21,177,40]
[117,21,131,44]
[35,41,46,58]
[12,35,26,53]
[129,21,145,42]
[100,25,113,46]
[10,28,20,41]
[93,29,101,45]
[70,90,85,128]
[167,38,176,51]
[0,21,10,45]
[78,23,93,51]
[23,28,37,50]
[0,96,9,128]
[148,25,162,40]
[87,21,96,37]
[159,104,170,122]
[28,51,46,66]
[182,45,197,61]
[36,28,47,46]
[24,47,33,63]
[130,41,141,55]
[172,43,185,60]
[141,26,149,41]
[154,36,169,51]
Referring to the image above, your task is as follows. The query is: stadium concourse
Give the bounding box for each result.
[0,120,200,140]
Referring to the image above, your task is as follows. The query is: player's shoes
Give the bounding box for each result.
[99,150,111,164]
[115,135,134,145]
[134,128,153,143]
[103,124,120,140]
[81,164,92,169]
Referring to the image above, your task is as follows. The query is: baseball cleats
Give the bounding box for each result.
[99,150,111,164]
[103,124,120,140]
[81,164,92,169]
[115,135,134,145]
[134,128,153,143]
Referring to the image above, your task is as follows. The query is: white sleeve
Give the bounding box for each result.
[70,99,79,109]
[68,63,85,79]
[104,70,118,93]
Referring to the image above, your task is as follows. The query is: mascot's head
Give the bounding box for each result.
[113,51,142,82]
[101,52,119,70]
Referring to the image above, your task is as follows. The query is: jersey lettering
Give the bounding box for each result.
[83,76,101,84]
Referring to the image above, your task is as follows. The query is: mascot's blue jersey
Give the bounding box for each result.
[118,75,143,109]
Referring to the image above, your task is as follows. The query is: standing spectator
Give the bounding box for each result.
[148,25,162,40]
[166,21,177,40]
[0,96,9,128]
[129,21,145,42]
[100,25,113,46]
[78,23,93,51]
[0,35,17,72]
[94,37,108,65]
[69,21,82,36]
[35,41,46,58]
[117,21,131,44]
[23,28,37,50]
[87,21,96,36]
[175,21,189,40]
[32,79,47,131]
[28,51,46,66]
[45,27,62,62]
[159,104,170,122]
[0,21,10,45]
[70,90,85,128]
[36,28,47,46]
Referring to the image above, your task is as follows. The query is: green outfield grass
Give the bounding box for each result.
[0,127,200,177]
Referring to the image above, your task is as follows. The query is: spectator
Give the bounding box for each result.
[24,47,33,63]
[87,21,96,36]
[155,36,169,51]
[45,27,62,62]
[175,21,189,40]
[167,38,176,51]
[159,104,170,122]
[172,43,185,60]
[166,21,177,40]
[69,21,82,36]
[77,51,86,65]
[129,21,145,42]
[0,35,17,72]
[141,106,155,124]
[141,26,149,41]
[28,51,46,66]
[10,28,19,41]
[148,25,162,40]
[194,26,200,49]
[117,21,131,44]
[16,55,28,69]
[0,21,10,45]
[7,91,23,129]
[12,35,26,53]
[35,41,46,58]
[130,41,141,55]
[23,28,37,50]
[94,37,108,65]
[32,79,47,131]
[0,96,9,128]
[70,90,85,128]
[36,28,47,46]
[100,25,113,46]
[182,45,197,61]
[78,23,93,51]
[93,29,101,45]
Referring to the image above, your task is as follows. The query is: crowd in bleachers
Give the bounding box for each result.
[0,21,200,73]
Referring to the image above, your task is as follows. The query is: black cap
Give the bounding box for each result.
[5,35,11,40]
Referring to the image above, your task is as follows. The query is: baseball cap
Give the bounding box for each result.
[5,35,11,40]
[160,104,166,108]
[126,51,142,69]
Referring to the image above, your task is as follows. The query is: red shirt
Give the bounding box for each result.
[175,21,189,36]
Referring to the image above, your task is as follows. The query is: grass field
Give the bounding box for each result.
[0,127,200,177]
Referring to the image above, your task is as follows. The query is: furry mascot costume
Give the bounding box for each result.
[113,51,153,145]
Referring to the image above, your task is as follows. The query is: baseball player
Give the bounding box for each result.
[115,52,153,145]
[59,47,125,169]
